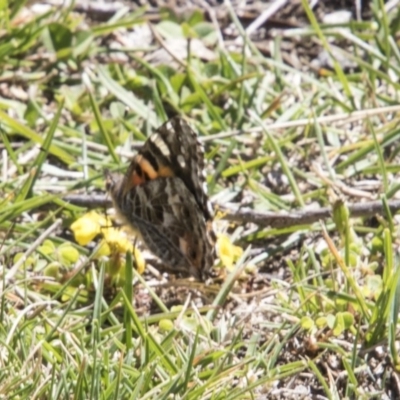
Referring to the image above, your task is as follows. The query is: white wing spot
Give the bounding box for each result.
[165,121,173,132]
[202,181,208,194]
[159,141,171,156]
[151,135,171,157]
[150,134,159,142]
[177,154,186,168]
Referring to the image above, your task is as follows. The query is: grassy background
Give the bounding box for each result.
[1,0,400,398]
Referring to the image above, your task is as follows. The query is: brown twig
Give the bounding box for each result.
[222,200,400,227]
[62,194,400,228]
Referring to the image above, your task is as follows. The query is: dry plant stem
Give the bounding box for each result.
[6,146,41,178]
[61,105,400,157]
[312,163,375,199]
[244,0,288,37]
[5,300,58,345]
[385,0,400,13]
[43,0,127,19]
[222,200,400,227]
[4,218,62,283]
[63,194,400,228]
[148,23,187,69]
[200,0,225,47]
[203,104,400,141]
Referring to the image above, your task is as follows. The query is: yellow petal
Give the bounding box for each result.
[97,240,111,257]
[103,228,146,275]
[70,211,106,246]
[132,247,145,274]
[217,234,243,270]
[103,228,134,253]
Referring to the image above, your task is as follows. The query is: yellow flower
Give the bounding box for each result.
[103,227,145,274]
[103,227,133,253]
[217,234,243,270]
[71,211,145,274]
[97,239,111,257]
[70,211,110,246]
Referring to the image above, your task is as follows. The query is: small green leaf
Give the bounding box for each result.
[300,316,314,330]
[170,73,186,93]
[39,239,56,255]
[365,275,383,300]
[159,319,174,332]
[44,262,62,279]
[156,21,183,39]
[109,102,126,119]
[315,316,327,328]
[47,22,73,58]
[326,314,335,329]
[342,312,354,329]
[182,22,197,39]
[193,22,215,38]
[333,313,345,336]
[171,305,184,313]
[13,253,35,268]
[58,243,80,264]
[73,30,93,58]
[24,101,40,127]
[370,235,384,254]
[187,9,204,25]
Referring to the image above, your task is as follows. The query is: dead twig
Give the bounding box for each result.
[62,194,400,228]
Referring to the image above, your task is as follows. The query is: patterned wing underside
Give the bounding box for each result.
[115,178,214,278]
[106,117,215,279]
[131,117,213,221]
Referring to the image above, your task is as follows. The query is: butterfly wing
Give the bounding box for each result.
[106,117,215,279]
[125,117,213,221]
[109,176,214,278]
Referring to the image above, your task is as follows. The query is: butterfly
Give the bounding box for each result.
[105,117,215,279]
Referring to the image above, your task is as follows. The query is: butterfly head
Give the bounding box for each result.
[104,169,124,196]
